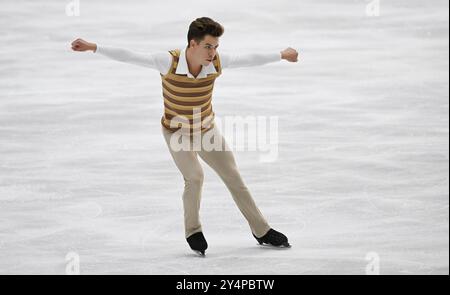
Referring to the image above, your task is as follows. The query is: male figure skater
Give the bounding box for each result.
[71,17,298,256]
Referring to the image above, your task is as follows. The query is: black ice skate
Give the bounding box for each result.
[186,232,208,256]
[253,228,291,248]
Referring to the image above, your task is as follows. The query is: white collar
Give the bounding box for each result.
[175,47,217,79]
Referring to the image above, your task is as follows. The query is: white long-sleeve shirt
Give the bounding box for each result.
[94,45,282,79]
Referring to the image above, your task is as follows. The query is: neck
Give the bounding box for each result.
[185,47,202,77]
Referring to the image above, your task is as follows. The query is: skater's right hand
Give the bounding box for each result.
[71,38,97,52]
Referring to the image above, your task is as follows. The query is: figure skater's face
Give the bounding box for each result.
[189,35,219,66]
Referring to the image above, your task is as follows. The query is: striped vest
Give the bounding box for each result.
[160,49,222,136]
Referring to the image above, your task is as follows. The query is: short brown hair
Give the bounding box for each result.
[187,17,224,47]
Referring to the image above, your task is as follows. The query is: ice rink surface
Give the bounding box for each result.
[0,0,448,274]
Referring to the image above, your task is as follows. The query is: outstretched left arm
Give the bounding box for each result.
[220,47,299,69]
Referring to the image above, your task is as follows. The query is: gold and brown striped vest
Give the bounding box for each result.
[160,49,222,136]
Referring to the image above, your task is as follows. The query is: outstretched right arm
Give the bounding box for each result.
[70,38,171,74]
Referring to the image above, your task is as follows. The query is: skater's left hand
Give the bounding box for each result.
[280,47,299,62]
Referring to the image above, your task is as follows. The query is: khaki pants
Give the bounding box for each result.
[161,124,271,239]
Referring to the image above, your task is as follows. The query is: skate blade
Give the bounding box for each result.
[192,250,206,257]
[257,242,292,249]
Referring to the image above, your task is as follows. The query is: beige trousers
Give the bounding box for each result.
[161,124,271,239]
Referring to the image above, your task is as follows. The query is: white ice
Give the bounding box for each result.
[0,0,448,274]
